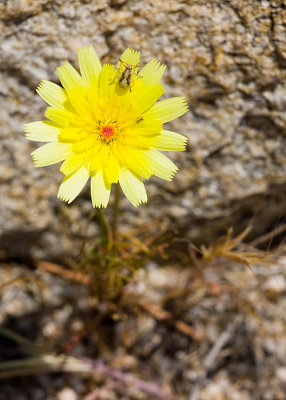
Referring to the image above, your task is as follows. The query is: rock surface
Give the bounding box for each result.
[1,0,286,259]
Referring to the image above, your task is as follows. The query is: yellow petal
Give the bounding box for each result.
[89,143,112,173]
[72,135,96,153]
[99,64,116,99]
[91,169,111,208]
[130,118,163,136]
[58,165,90,203]
[151,130,188,151]
[145,150,178,181]
[24,121,60,142]
[57,62,85,91]
[31,142,71,167]
[66,87,92,115]
[123,146,152,179]
[140,59,166,85]
[143,97,188,123]
[123,133,153,148]
[119,168,147,207]
[130,82,164,115]
[36,80,68,108]
[60,153,85,175]
[59,127,83,142]
[45,107,74,126]
[103,152,120,184]
[78,45,102,86]
[85,86,100,112]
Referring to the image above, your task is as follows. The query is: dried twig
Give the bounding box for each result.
[189,323,234,400]
[36,260,91,285]
[202,327,233,371]
[141,303,202,342]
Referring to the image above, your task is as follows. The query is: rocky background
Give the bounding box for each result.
[1,0,286,260]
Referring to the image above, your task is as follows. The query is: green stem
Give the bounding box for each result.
[96,207,109,249]
[112,184,121,242]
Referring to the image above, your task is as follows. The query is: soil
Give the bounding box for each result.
[1,227,286,400]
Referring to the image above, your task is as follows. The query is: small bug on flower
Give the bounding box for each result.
[111,59,142,91]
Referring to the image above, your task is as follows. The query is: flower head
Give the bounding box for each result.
[24,47,188,207]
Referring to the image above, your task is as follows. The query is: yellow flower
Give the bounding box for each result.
[24,47,188,207]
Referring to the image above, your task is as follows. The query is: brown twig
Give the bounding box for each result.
[35,260,91,285]
[141,303,202,342]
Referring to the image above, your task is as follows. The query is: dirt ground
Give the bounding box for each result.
[1,224,286,400]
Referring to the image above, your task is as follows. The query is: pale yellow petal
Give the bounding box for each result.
[119,168,147,207]
[143,97,188,123]
[140,59,166,85]
[78,45,102,86]
[57,62,85,91]
[58,165,90,204]
[31,142,71,167]
[24,121,60,142]
[91,169,111,208]
[151,130,188,151]
[145,150,178,181]
[118,48,140,69]
[36,80,68,108]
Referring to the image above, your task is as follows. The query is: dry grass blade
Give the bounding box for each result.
[200,226,269,266]
[118,232,150,255]
[0,275,46,294]
[0,354,92,379]
[0,326,47,355]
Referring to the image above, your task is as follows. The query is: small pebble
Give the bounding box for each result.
[57,387,78,400]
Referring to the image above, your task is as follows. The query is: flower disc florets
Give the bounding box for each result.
[99,123,118,142]
[24,46,188,207]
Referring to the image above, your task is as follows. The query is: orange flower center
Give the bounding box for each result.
[99,123,118,142]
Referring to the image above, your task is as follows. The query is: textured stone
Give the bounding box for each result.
[1,0,286,259]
